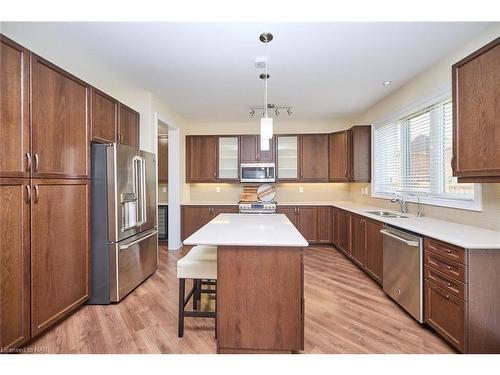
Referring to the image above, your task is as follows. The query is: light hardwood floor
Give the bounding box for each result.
[25,246,455,354]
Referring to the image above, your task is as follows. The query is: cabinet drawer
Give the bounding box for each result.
[425,281,466,352]
[425,265,467,301]
[425,237,466,265]
[425,251,467,283]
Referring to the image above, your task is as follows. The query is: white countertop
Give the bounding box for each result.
[328,201,500,250]
[183,213,309,247]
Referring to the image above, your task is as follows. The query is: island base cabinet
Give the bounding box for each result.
[30,179,89,336]
[217,246,304,353]
[0,179,31,349]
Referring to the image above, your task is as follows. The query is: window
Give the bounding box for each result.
[373,97,481,211]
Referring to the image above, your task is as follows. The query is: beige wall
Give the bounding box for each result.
[350,24,500,231]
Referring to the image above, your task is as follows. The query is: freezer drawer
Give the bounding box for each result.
[382,227,423,323]
[109,229,158,302]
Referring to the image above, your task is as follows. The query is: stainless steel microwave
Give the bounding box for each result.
[240,163,276,183]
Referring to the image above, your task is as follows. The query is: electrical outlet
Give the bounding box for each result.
[162,187,167,193]
[299,186,304,193]
[216,186,221,193]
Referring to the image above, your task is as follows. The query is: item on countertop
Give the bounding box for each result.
[257,183,276,202]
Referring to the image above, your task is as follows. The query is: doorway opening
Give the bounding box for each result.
[154,113,182,250]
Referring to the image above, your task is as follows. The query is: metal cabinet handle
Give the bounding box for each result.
[26,153,32,171]
[25,185,31,203]
[34,185,39,203]
[33,154,39,172]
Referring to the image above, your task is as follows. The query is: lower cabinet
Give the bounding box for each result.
[276,206,332,244]
[181,205,238,241]
[297,207,318,243]
[365,219,383,284]
[0,179,31,349]
[350,215,366,267]
[31,179,90,336]
[333,208,350,254]
[317,207,332,244]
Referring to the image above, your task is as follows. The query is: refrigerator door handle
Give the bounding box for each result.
[140,156,147,226]
[132,155,146,227]
[119,230,158,250]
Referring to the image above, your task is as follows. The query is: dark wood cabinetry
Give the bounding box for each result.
[118,104,140,148]
[452,37,500,182]
[91,88,118,143]
[365,219,383,284]
[317,207,332,244]
[31,54,90,179]
[297,207,318,243]
[329,126,371,182]
[299,134,329,181]
[181,205,238,240]
[240,135,275,163]
[333,208,351,254]
[158,136,168,183]
[30,179,90,336]
[0,36,30,178]
[276,206,299,226]
[0,179,31,349]
[350,215,366,267]
[186,136,218,182]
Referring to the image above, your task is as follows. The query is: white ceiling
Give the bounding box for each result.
[5,22,492,122]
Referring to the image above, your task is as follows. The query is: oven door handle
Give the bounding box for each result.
[380,229,419,247]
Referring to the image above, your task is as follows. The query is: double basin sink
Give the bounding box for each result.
[364,210,408,219]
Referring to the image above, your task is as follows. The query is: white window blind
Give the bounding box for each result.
[374,98,477,209]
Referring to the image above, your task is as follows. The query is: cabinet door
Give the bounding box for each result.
[297,207,318,243]
[158,136,168,183]
[213,206,239,216]
[31,179,89,336]
[91,88,118,143]
[186,136,217,182]
[259,136,275,162]
[453,38,500,181]
[350,215,366,267]
[217,136,239,181]
[277,135,299,180]
[240,135,259,163]
[0,179,31,349]
[31,54,90,179]
[329,131,349,181]
[317,206,332,244]
[300,134,329,181]
[365,219,383,284]
[0,36,30,178]
[334,209,351,254]
[425,281,465,352]
[119,104,140,148]
[181,206,212,240]
[277,206,298,227]
[351,126,371,182]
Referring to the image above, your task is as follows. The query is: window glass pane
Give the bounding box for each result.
[406,111,431,193]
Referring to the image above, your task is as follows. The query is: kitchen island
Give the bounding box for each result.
[184,213,308,354]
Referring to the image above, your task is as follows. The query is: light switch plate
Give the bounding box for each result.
[299,186,304,193]
[216,187,221,193]
[162,187,167,193]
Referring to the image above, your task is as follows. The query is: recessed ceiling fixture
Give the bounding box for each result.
[383,81,392,86]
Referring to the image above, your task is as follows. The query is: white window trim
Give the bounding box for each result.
[371,85,483,212]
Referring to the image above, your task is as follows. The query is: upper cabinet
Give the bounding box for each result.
[240,135,275,163]
[158,136,168,183]
[118,104,140,148]
[0,36,30,178]
[91,88,118,144]
[276,135,299,180]
[300,134,329,181]
[218,136,239,181]
[329,126,371,182]
[186,135,218,182]
[452,37,500,182]
[31,54,90,179]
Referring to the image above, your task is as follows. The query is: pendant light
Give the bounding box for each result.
[259,32,273,150]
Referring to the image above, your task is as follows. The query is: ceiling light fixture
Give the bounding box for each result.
[383,81,392,86]
[259,32,274,151]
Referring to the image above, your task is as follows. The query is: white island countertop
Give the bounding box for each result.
[183,213,309,247]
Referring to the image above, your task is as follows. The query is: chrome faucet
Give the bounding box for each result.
[391,196,408,214]
[408,193,424,218]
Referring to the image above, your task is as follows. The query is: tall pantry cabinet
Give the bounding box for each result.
[0,35,90,349]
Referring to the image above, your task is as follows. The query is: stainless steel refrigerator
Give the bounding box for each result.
[89,143,158,304]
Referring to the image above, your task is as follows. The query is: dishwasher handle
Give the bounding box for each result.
[380,229,419,247]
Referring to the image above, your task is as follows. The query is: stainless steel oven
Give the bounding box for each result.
[240,163,275,183]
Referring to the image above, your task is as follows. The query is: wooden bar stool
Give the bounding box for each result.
[177,245,217,337]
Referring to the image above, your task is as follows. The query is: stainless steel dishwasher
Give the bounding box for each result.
[381,226,424,323]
